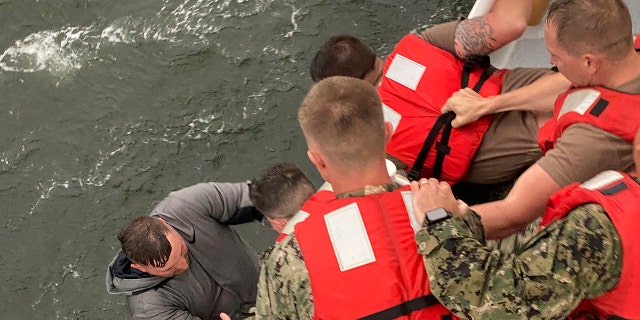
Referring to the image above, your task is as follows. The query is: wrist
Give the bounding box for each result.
[482,95,500,115]
[423,207,453,226]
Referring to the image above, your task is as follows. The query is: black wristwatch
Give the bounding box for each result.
[425,207,452,225]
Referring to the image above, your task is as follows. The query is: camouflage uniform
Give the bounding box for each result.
[415,203,623,320]
[251,184,397,319]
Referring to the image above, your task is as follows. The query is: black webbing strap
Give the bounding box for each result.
[432,113,455,179]
[461,55,494,89]
[407,56,495,181]
[358,294,442,320]
[407,111,456,181]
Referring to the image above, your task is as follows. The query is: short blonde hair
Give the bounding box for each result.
[547,0,633,61]
[298,76,386,169]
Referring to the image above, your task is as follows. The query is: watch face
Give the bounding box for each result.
[428,208,449,221]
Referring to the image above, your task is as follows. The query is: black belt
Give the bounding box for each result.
[358,294,451,320]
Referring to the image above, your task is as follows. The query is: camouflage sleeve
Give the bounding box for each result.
[254,235,314,320]
[416,203,622,320]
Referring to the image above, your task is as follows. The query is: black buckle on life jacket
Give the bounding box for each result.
[407,56,496,182]
[407,111,456,181]
[358,294,447,320]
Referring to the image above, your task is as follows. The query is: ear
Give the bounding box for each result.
[307,149,331,181]
[584,54,601,74]
[130,263,147,273]
[307,149,325,170]
[384,121,394,145]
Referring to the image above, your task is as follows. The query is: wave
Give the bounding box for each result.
[0,0,277,77]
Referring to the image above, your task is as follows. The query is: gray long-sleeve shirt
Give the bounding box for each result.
[107,182,261,320]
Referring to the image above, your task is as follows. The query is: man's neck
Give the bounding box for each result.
[600,51,640,90]
[328,160,393,195]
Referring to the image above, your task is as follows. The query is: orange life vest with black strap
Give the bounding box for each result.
[540,171,640,320]
[293,187,456,320]
[537,86,640,153]
[379,33,507,184]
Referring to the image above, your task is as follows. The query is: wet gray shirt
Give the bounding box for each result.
[106,182,260,320]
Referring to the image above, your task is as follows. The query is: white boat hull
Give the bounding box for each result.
[470,0,640,69]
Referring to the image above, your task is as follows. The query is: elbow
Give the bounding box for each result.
[499,18,527,43]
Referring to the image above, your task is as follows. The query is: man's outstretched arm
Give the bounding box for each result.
[442,72,570,128]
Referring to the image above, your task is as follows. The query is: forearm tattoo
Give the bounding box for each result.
[454,18,500,60]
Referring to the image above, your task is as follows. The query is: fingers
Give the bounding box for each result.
[451,117,462,128]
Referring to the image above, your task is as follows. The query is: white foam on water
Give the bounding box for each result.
[0,0,276,77]
[0,26,95,76]
[31,261,81,311]
[284,4,300,38]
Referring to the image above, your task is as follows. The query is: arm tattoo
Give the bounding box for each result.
[454,18,501,60]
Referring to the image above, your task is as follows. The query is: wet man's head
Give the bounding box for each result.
[299,76,387,175]
[118,216,189,277]
[310,35,384,86]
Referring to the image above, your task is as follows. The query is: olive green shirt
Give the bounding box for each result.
[416,204,622,320]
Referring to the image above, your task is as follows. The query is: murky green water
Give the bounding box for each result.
[0,0,474,318]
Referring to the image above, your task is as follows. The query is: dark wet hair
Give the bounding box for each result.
[309,35,377,82]
[118,216,172,268]
[249,163,315,219]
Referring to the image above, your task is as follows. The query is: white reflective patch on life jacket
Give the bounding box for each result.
[324,203,376,271]
[580,170,624,191]
[401,191,422,234]
[558,89,601,119]
[382,103,402,134]
[281,210,310,235]
[385,54,426,91]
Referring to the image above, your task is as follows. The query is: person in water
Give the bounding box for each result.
[106,179,264,319]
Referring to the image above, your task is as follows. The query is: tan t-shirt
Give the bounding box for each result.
[536,82,637,187]
[418,20,555,183]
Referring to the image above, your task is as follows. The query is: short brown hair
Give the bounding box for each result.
[547,0,633,60]
[118,216,172,268]
[299,76,386,170]
[249,163,315,219]
[309,35,377,82]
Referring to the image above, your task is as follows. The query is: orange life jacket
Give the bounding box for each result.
[538,86,640,153]
[379,33,506,184]
[293,188,456,319]
[541,171,640,319]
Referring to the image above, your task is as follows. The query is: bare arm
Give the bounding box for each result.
[443,72,569,128]
[454,0,532,59]
[472,164,561,239]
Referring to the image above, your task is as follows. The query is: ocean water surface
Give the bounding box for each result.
[0,0,475,318]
